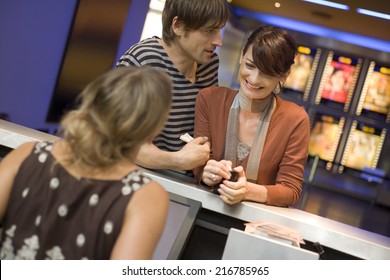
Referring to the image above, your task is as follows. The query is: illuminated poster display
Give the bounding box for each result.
[316,52,362,112]
[341,121,386,171]
[357,62,390,123]
[284,46,321,100]
[308,113,344,167]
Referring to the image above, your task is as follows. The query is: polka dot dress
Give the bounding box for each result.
[0,142,153,259]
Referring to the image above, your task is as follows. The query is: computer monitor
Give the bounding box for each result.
[152,192,201,260]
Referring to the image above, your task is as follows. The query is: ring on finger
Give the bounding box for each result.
[211,173,216,181]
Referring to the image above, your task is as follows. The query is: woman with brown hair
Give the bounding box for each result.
[194,25,310,207]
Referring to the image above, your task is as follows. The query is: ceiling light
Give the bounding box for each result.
[356,8,390,20]
[303,0,349,10]
[232,7,390,53]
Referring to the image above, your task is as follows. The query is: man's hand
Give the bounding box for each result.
[175,136,210,170]
[135,137,210,171]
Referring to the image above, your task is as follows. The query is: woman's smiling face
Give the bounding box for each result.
[238,45,286,100]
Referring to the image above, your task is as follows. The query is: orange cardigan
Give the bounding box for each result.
[194,86,310,206]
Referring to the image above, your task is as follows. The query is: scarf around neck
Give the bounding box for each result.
[224,90,275,181]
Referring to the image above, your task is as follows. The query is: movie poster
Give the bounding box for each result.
[321,61,355,103]
[362,71,390,115]
[308,114,344,162]
[342,122,386,171]
[316,53,362,111]
[285,53,314,92]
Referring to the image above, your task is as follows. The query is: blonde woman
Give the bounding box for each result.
[0,67,172,259]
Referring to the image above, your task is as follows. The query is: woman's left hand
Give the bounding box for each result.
[218,166,248,205]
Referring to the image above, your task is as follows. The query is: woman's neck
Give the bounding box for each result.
[52,141,138,180]
[238,90,274,113]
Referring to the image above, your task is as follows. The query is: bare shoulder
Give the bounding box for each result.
[135,180,169,205]
[125,179,169,220]
[111,177,169,259]
[0,141,36,171]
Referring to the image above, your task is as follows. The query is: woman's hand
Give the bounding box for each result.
[201,159,233,186]
[218,166,248,205]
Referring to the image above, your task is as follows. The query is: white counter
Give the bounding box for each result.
[143,169,390,260]
[1,120,389,259]
[0,120,60,148]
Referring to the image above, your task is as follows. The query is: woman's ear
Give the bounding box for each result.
[239,49,244,64]
[281,69,291,83]
[172,16,185,36]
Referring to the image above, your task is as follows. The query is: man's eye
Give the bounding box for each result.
[204,29,218,34]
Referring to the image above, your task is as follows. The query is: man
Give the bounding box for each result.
[117,0,229,174]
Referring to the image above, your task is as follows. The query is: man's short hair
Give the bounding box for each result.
[162,0,229,44]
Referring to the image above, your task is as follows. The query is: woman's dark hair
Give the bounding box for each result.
[243,25,297,77]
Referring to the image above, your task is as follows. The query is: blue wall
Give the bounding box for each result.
[0,0,149,132]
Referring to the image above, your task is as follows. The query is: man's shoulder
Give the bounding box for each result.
[117,37,167,67]
[130,38,165,54]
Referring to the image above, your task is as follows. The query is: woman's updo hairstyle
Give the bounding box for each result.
[60,67,172,168]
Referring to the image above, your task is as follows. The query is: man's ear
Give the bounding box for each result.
[172,16,185,36]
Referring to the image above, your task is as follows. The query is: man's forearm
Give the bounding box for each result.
[135,143,181,170]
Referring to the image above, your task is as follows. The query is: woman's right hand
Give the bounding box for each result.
[218,166,248,205]
[201,159,233,186]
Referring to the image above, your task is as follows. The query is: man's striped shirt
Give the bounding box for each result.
[116,37,219,153]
